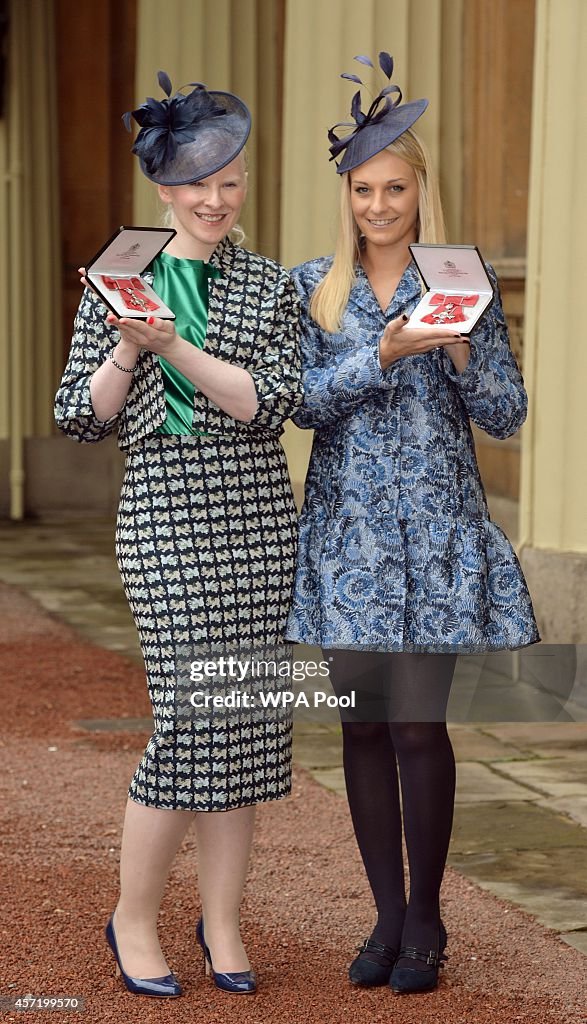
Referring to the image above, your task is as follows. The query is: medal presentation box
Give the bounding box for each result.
[406,244,494,334]
[86,226,177,320]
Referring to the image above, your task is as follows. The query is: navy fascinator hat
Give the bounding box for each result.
[328,52,428,175]
[123,71,251,185]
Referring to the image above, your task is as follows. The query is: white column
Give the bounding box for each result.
[279,0,456,502]
[133,0,282,251]
[0,0,61,518]
[519,0,587,640]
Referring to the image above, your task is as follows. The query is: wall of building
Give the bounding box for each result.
[2,0,584,644]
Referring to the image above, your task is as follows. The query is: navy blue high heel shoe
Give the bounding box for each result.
[389,920,448,995]
[349,936,398,987]
[105,916,182,998]
[195,917,257,994]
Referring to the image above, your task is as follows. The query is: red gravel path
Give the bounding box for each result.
[1,581,585,1024]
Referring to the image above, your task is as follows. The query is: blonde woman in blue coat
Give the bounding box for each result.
[286,53,538,997]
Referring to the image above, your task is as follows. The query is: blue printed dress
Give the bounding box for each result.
[285,256,539,653]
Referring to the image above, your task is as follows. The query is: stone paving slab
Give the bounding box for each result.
[79,628,140,658]
[22,586,103,609]
[451,801,587,855]
[74,717,153,733]
[559,930,587,955]
[455,762,535,803]
[494,758,587,798]
[448,724,525,761]
[308,767,346,796]
[448,848,587,932]
[293,720,336,735]
[539,795,587,830]
[27,592,132,627]
[482,722,587,752]
[292,730,343,770]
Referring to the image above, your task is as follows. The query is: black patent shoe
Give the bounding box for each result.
[389,921,448,995]
[349,937,398,987]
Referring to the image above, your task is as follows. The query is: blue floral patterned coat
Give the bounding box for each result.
[285,256,539,653]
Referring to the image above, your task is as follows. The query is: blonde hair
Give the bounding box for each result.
[310,129,447,333]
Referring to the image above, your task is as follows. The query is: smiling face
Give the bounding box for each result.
[349,148,420,252]
[158,153,248,259]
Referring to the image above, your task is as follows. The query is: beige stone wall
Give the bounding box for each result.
[132,0,285,258]
[0,437,124,519]
[0,0,62,518]
[519,0,587,641]
[4,0,586,658]
[279,0,464,498]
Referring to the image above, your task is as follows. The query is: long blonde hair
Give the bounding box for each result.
[310,129,446,333]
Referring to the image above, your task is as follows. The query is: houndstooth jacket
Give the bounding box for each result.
[54,237,303,447]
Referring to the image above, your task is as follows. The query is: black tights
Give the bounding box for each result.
[327,650,457,966]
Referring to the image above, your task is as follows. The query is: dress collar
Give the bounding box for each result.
[207,235,235,277]
[351,259,421,319]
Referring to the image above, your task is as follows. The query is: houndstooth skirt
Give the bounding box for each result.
[115,433,298,811]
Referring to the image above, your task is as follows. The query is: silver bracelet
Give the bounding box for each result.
[109,354,136,374]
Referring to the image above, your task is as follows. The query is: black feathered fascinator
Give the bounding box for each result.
[328,52,428,174]
[123,71,251,185]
